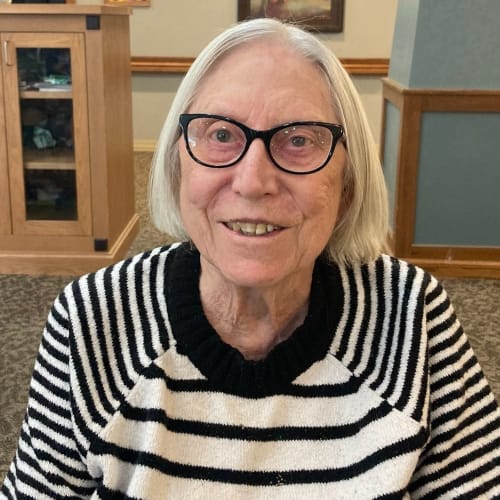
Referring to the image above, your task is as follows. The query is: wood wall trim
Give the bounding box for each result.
[382,78,500,100]
[340,58,389,75]
[406,257,500,280]
[130,56,389,76]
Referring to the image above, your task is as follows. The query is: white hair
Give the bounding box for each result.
[149,18,389,266]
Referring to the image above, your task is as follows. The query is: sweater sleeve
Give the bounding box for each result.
[0,292,97,499]
[410,278,500,499]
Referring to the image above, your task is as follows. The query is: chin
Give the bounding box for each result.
[215,256,308,290]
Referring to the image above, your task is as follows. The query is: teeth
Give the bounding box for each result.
[226,221,281,236]
[255,223,267,235]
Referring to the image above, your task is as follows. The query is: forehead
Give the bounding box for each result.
[191,39,335,122]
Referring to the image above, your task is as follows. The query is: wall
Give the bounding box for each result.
[82,0,399,149]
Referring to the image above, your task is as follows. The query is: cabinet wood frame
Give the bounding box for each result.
[0,5,139,275]
[381,78,500,278]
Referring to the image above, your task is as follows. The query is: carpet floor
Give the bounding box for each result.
[1,153,499,482]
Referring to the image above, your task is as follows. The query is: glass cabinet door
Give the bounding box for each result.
[2,32,91,236]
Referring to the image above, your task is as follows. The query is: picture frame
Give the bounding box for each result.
[104,0,150,7]
[237,0,344,33]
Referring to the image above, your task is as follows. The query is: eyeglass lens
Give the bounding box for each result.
[185,116,337,173]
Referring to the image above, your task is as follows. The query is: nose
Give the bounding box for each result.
[231,138,279,199]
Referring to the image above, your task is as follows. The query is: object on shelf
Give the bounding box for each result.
[33,126,56,149]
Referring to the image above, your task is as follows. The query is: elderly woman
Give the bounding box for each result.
[2,18,499,499]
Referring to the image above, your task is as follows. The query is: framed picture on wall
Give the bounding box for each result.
[238,0,344,33]
[104,0,150,6]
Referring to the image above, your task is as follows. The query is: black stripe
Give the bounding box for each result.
[397,269,429,414]
[423,411,500,466]
[102,264,135,390]
[27,428,91,481]
[360,258,387,384]
[28,406,73,440]
[135,252,156,361]
[382,263,417,401]
[424,280,443,306]
[132,255,152,356]
[372,257,400,391]
[431,374,489,421]
[374,489,410,500]
[31,367,67,402]
[40,330,69,366]
[117,259,144,374]
[427,308,459,340]
[151,249,171,352]
[29,385,72,421]
[411,344,429,423]
[428,320,462,358]
[425,292,451,323]
[69,279,110,425]
[414,443,500,499]
[411,431,500,493]
[1,470,16,499]
[454,474,500,500]
[430,354,476,394]
[347,264,372,372]
[36,349,68,382]
[286,377,363,397]
[430,338,471,376]
[86,271,122,405]
[118,398,394,441]
[336,267,358,361]
[131,250,170,360]
[14,456,59,497]
[91,426,428,486]
[95,485,141,500]
[48,296,70,332]
[143,361,364,398]
[17,429,95,495]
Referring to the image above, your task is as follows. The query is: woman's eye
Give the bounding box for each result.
[214,128,232,143]
[290,135,309,147]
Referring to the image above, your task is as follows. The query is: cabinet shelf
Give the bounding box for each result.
[20,90,72,100]
[23,148,75,170]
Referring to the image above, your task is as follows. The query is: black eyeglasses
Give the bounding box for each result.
[179,113,344,175]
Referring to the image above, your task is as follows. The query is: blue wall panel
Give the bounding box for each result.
[414,112,500,246]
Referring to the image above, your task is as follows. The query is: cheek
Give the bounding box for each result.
[179,145,209,208]
[179,149,231,220]
[179,148,206,226]
[179,166,215,248]
[301,169,344,229]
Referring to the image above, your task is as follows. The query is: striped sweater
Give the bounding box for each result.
[1,242,499,499]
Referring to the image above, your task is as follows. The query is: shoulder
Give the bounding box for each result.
[56,243,192,359]
[331,254,439,304]
[337,254,456,342]
[326,255,451,423]
[45,243,188,449]
[60,243,182,305]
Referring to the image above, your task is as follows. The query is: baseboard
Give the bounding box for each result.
[134,140,157,152]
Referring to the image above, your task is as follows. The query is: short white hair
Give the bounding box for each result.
[149,18,389,266]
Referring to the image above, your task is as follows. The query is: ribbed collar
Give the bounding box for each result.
[165,243,344,397]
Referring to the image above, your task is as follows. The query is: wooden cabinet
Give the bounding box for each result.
[0,5,139,275]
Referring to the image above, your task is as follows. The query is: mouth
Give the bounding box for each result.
[224,221,283,236]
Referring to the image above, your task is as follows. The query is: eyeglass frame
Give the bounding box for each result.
[179,113,345,175]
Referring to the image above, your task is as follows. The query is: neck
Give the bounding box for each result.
[199,260,312,361]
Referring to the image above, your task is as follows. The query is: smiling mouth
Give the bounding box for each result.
[224,221,283,236]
